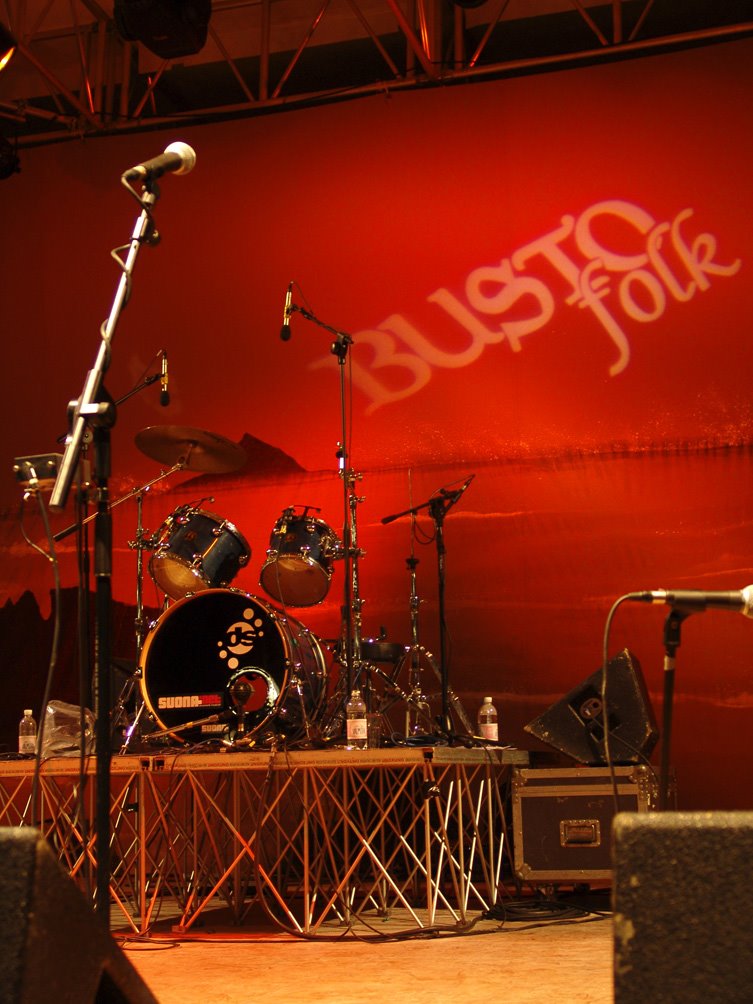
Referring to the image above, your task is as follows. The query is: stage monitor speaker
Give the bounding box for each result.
[0,827,158,1004]
[613,811,753,1002]
[524,648,658,765]
[114,0,211,60]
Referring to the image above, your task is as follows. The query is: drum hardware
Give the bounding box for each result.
[401,549,432,738]
[116,469,176,755]
[368,663,433,738]
[143,709,234,744]
[361,637,408,664]
[381,475,476,742]
[52,460,183,544]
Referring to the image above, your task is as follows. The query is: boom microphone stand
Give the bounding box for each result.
[49,177,168,926]
[382,475,474,742]
[286,300,362,703]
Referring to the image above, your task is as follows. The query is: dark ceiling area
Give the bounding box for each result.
[0,0,752,152]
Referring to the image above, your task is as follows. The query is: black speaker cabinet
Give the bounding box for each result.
[114,0,211,59]
[0,827,158,1004]
[524,648,658,765]
[613,811,753,1003]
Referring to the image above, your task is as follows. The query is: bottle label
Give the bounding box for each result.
[479,723,499,742]
[19,736,36,755]
[347,719,368,740]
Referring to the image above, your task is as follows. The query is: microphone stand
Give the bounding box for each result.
[382,479,472,743]
[49,181,162,927]
[288,303,361,703]
[659,606,687,811]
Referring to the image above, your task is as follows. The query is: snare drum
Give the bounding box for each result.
[259,511,340,607]
[149,506,250,600]
[139,589,328,742]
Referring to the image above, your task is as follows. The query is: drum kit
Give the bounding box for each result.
[115,424,466,753]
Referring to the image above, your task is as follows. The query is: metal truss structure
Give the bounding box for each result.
[0,745,528,937]
[1,1,752,148]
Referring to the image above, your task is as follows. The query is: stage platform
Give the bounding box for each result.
[0,745,528,939]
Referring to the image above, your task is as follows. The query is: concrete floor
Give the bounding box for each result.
[119,902,614,1004]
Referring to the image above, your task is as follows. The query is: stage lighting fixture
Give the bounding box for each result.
[0,22,16,71]
[114,0,211,60]
[0,136,20,179]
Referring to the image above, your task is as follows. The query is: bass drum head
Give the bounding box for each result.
[140,589,327,744]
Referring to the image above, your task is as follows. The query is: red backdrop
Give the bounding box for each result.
[1,38,752,808]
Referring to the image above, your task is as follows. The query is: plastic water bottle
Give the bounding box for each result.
[477,696,498,743]
[345,689,368,750]
[18,709,37,755]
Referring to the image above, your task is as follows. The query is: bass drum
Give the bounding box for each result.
[140,589,328,744]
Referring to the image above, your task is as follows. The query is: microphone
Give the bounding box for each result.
[280,282,293,341]
[627,586,753,617]
[440,474,475,501]
[123,142,196,183]
[160,350,170,407]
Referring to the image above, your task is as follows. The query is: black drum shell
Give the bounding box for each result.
[139,589,327,743]
[149,506,250,600]
[259,512,338,607]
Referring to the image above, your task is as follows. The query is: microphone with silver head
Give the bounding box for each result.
[123,142,197,183]
[280,282,293,341]
[160,350,170,407]
[627,586,753,617]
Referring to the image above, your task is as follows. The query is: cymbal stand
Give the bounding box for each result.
[288,665,323,747]
[382,475,475,743]
[116,491,151,752]
[111,464,183,753]
[402,552,431,735]
[391,552,472,737]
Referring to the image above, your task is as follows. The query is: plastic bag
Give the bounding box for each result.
[42,700,95,757]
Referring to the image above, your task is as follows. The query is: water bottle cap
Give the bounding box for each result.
[23,709,32,715]
[483,696,492,703]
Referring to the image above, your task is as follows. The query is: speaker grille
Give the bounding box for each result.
[524,649,658,765]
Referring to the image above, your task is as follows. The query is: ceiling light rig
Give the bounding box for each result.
[0,22,16,72]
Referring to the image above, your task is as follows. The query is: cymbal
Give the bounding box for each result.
[135,425,247,474]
